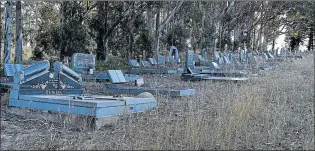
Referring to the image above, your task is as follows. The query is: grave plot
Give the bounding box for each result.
[104,70,196,97]
[181,50,250,81]
[7,60,157,129]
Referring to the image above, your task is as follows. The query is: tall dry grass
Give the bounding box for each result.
[1,54,314,150]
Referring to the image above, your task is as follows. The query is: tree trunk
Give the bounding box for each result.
[15,1,23,64]
[155,1,184,61]
[96,1,106,60]
[154,8,160,60]
[308,27,313,51]
[0,1,2,64]
[60,1,67,60]
[4,1,12,64]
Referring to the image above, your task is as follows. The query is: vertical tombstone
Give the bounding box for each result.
[71,53,96,73]
[169,46,179,63]
[201,48,207,59]
[214,50,220,60]
[157,55,165,65]
[185,50,195,73]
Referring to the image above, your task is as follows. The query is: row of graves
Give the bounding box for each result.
[0,46,303,129]
[127,46,184,74]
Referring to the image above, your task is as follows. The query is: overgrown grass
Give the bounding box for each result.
[0,54,314,150]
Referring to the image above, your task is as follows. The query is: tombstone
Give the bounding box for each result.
[193,54,200,62]
[141,61,151,67]
[267,52,275,59]
[201,48,207,59]
[185,50,195,72]
[72,53,96,72]
[280,48,287,56]
[218,57,224,65]
[211,62,220,69]
[240,49,245,62]
[169,46,179,63]
[148,58,158,65]
[223,56,231,64]
[157,55,166,65]
[107,70,127,84]
[263,52,269,60]
[214,51,220,60]
[128,60,140,67]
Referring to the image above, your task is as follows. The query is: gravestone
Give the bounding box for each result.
[267,52,275,59]
[72,53,96,72]
[185,50,195,71]
[148,58,157,65]
[141,61,151,67]
[211,62,220,69]
[157,55,166,65]
[214,51,220,60]
[218,57,224,65]
[169,46,179,63]
[201,48,207,59]
[223,56,231,64]
[263,53,269,60]
[107,70,127,84]
[128,60,140,67]
[280,48,287,56]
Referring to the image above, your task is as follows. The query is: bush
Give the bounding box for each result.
[95,55,130,71]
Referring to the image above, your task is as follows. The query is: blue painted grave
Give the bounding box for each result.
[105,70,196,97]
[8,60,157,129]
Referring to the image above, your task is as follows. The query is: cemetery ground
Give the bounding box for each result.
[0,54,314,150]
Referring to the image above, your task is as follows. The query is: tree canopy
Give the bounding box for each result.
[1,1,314,63]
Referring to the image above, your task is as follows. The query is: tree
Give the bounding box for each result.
[154,1,183,61]
[15,1,22,63]
[4,1,12,64]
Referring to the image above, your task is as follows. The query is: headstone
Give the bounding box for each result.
[223,56,231,64]
[72,53,96,70]
[267,52,275,59]
[201,48,207,59]
[263,53,269,60]
[280,48,287,56]
[148,58,157,65]
[128,60,140,67]
[240,49,245,62]
[214,51,220,60]
[169,46,179,63]
[141,61,151,67]
[218,57,224,65]
[157,55,166,65]
[107,70,127,84]
[193,54,200,62]
[185,50,195,70]
[135,77,144,87]
[211,62,220,69]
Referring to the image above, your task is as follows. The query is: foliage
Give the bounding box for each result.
[95,54,130,71]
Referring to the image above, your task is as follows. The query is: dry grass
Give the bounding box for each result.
[1,54,314,150]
